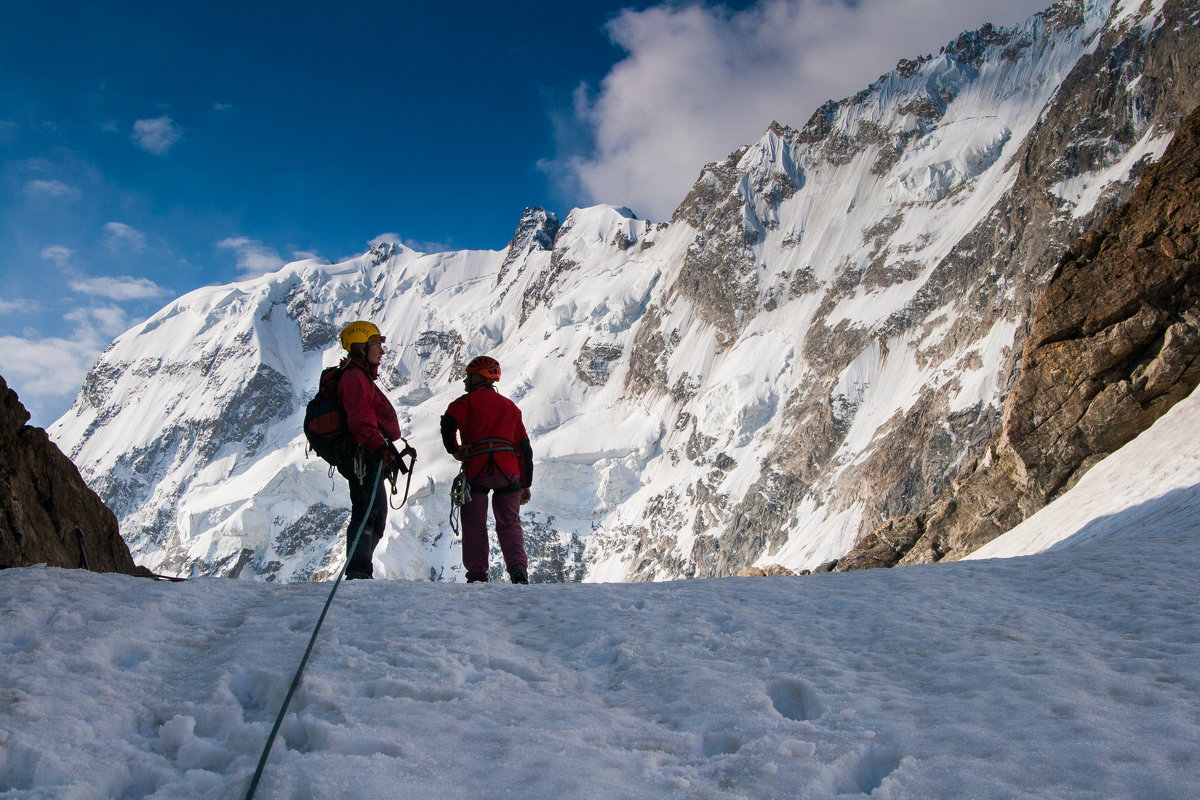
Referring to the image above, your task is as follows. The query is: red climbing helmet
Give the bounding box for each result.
[465,356,501,382]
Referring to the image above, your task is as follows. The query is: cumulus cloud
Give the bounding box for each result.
[219,236,286,278]
[0,286,161,424]
[23,179,82,200]
[544,0,1049,220]
[371,232,451,254]
[0,334,104,412]
[132,115,182,154]
[103,222,148,251]
[68,275,167,301]
[64,306,133,340]
[0,305,135,425]
[40,245,74,267]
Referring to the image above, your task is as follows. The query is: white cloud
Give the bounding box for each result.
[0,335,103,406]
[0,303,148,426]
[103,222,147,251]
[68,275,167,301]
[40,245,74,267]
[0,298,25,315]
[64,306,133,339]
[545,0,1050,220]
[371,232,450,254]
[0,306,128,424]
[23,179,82,200]
[219,236,286,278]
[132,115,182,155]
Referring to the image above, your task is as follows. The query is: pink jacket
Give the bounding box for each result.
[337,361,401,454]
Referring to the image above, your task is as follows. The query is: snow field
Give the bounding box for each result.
[9,345,1200,799]
[3,504,1199,799]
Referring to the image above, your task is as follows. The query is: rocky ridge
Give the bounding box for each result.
[610,0,1200,580]
[1,374,143,575]
[837,101,1200,570]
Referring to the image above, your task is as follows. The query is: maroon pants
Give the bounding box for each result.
[461,473,527,582]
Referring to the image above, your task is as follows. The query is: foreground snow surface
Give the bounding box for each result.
[7,388,1200,799]
[3,522,1199,799]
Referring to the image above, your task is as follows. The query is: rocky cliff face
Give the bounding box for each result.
[1,374,142,574]
[837,101,1200,571]
[613,0,1200,580]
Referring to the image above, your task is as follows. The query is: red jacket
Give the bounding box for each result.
[337,360,402,455]
[442,385,532,484]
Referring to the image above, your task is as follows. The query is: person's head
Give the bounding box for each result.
[340,321,387,364]
[464,355,500,389]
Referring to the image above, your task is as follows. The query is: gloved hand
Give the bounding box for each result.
[372,445,393,473]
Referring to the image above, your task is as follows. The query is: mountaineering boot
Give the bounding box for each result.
[508,564,528,584]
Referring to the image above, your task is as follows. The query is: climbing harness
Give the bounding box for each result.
[243,463,384,800]
[447,437,522,535]
[467,436,519,460]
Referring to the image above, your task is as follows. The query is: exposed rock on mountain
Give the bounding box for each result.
[838,102,1200,571]
[1,374,142,574]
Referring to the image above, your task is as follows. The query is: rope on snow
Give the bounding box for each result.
[243,461,385,800]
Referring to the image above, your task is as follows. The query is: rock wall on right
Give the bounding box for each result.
[838,103,1200,571]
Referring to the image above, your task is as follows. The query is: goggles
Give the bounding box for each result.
[367,335,387,345]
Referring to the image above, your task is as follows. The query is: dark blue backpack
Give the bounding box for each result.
[303,366,353,465]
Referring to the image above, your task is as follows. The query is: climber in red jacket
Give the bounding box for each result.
[336,320,403,579]
[441,356,533,583]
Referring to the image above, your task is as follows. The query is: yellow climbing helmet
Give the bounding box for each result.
[339,320,384,351]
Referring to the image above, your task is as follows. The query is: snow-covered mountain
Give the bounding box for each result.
[50,0,1200,583]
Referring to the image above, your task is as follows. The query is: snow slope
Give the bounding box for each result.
[4,383,1200,798]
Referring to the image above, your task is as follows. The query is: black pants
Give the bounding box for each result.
[337,455,387,576]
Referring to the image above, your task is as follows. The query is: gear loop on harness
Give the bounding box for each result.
[464,436,519,457]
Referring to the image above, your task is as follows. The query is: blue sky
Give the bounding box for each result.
[1,0,1050,426]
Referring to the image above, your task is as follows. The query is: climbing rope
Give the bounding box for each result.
[449,466,471,536]
[243,461,384,800]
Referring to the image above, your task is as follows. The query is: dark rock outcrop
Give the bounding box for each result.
[0,374,143,574]
[838,103,1200,570]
